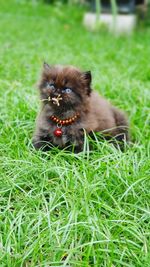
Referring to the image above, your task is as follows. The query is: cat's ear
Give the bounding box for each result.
[82,71,91,83]
[81,71,92,95]
[42,62,51,80]
[43,62,51,71]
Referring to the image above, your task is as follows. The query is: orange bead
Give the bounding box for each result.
[50,113,80,126]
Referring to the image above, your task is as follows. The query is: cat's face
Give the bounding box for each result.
[39,63,92,110]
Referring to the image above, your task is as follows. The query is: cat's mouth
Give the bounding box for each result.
[41,94,63,106]
[51,94,63,106]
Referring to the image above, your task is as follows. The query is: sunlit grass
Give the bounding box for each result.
[0,0,150,266]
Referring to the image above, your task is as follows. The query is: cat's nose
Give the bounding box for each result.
[53,91,61,97]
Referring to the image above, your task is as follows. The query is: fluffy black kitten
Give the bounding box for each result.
[32,63,129,152]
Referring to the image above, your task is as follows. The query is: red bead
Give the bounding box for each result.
[54,128,62,137]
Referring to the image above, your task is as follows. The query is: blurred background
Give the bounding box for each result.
[0,0,150,81]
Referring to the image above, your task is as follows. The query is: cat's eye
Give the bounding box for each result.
[62,88,72,94]
[46,83,55,90]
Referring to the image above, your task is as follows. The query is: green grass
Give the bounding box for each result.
[0,0,150,266]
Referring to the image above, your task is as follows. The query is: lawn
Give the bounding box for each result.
[0,0,150,266]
